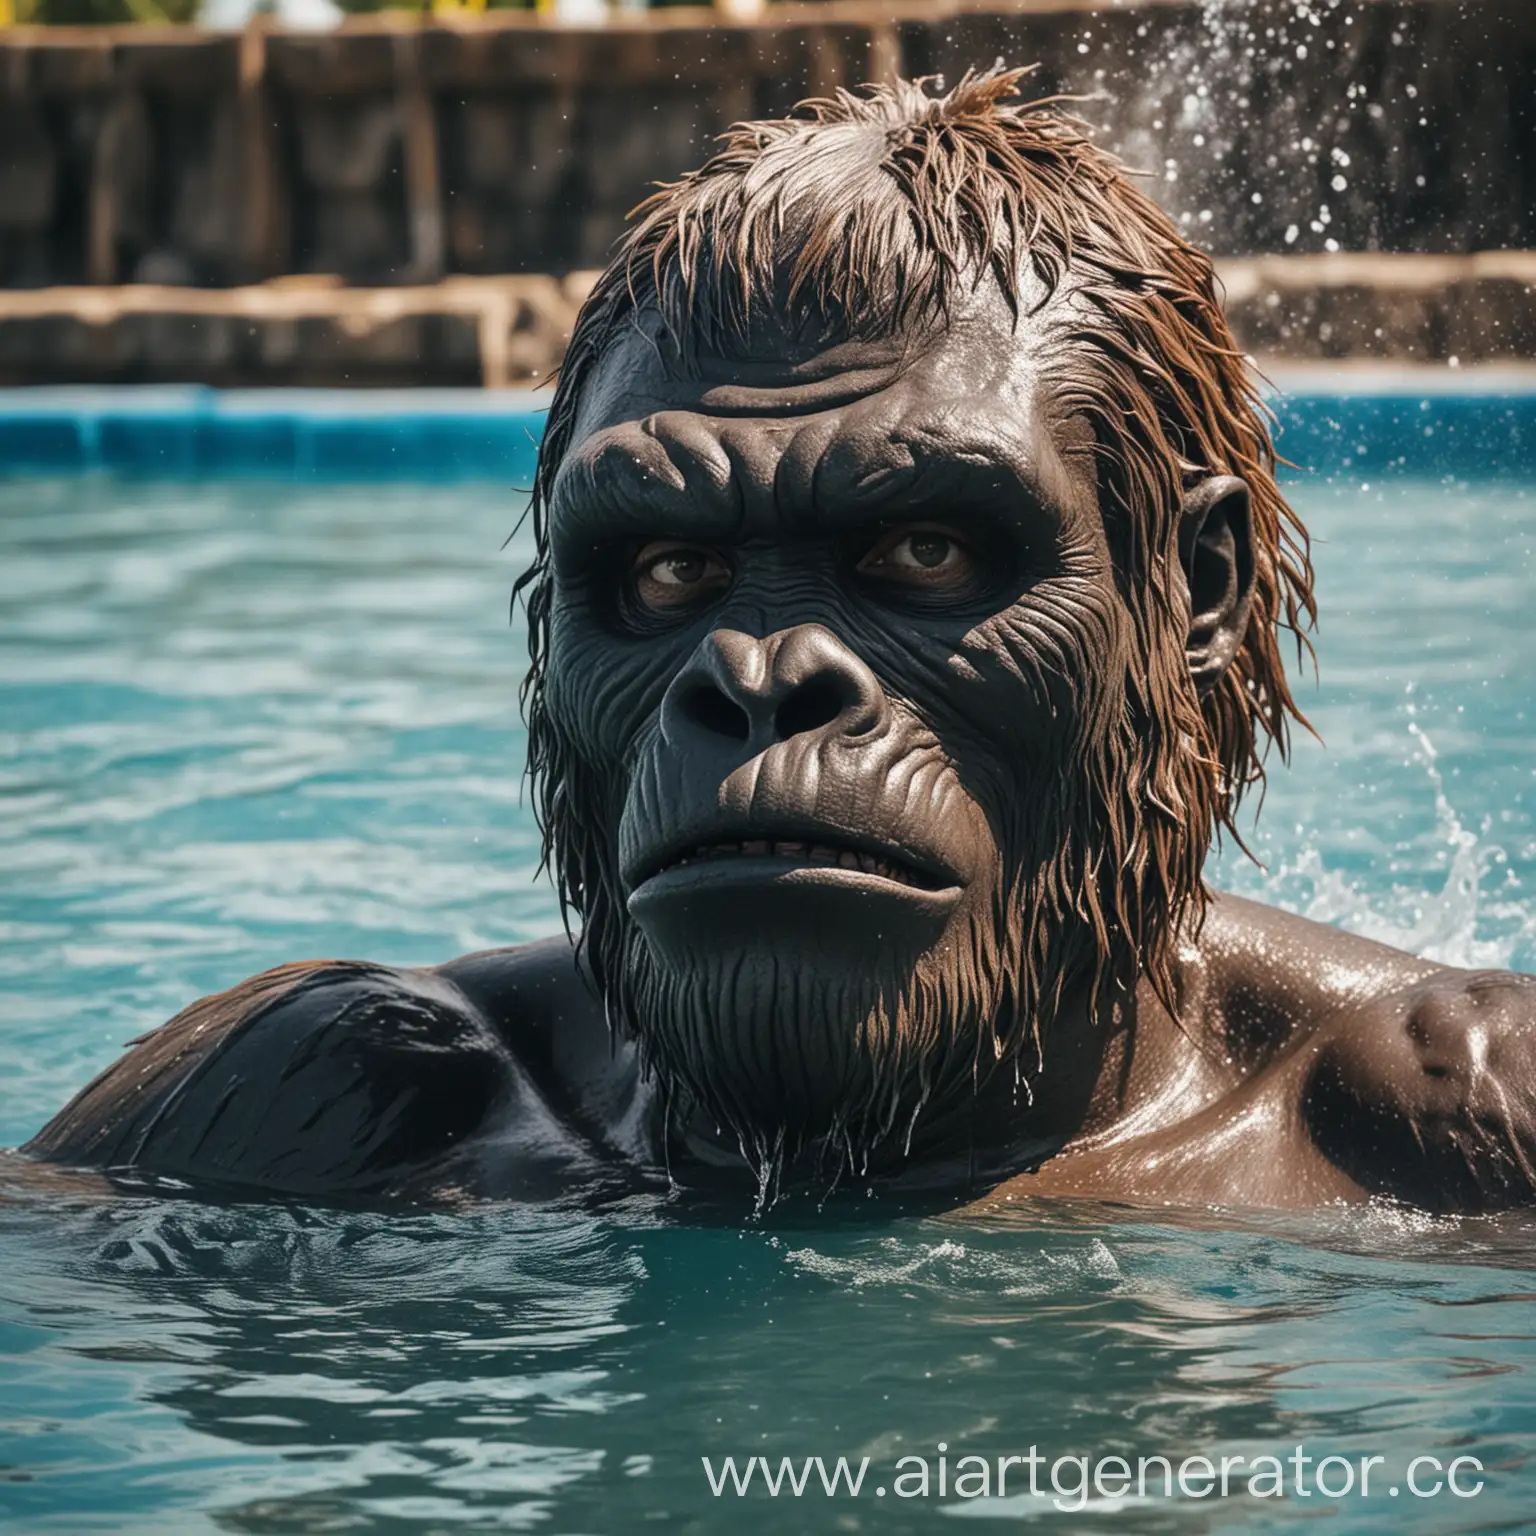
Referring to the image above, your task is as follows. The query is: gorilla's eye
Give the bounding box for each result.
[906,533,952,568]
[855,523,979,591]
[631,541,732,613]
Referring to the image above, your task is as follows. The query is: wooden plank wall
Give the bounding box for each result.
[1,0,1531,291]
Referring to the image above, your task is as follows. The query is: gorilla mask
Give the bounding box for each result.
[516,68,1315,1188]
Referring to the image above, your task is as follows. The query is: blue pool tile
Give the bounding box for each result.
[193,415,303,475]
[0,415,86,471]
[0,385,1529,483]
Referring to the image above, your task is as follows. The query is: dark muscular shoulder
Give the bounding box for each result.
[1202,898,1536,1208]
[24,938,653,1203]
[999,898,1536,1212]
[1304,969,1536,1210]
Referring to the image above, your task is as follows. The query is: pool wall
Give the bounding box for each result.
[0,381,1530,484]
[0,2,1528,291]
[1,4,1531,387]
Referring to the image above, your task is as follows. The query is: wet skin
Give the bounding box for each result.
[22,288,1536,1213]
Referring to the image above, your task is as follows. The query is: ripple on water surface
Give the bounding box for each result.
[5,1195,1536,1531]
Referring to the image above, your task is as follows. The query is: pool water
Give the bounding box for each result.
[1,398,1535,1532]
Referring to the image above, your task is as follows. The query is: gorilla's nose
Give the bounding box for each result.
[661,625,889,752]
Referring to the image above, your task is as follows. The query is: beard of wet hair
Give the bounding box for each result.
[543,739,1133,1205]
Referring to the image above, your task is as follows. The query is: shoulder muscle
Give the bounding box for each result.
[1304,970,1536,1209]
[25,961,511,1200]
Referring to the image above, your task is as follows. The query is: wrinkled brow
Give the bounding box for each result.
[549,421,1079,565]
[796,435,1076,538]
[547,419,746,555]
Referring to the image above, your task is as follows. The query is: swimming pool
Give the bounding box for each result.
[1,383,1533,1531]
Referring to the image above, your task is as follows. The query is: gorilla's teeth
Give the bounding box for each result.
[657,839,929,887]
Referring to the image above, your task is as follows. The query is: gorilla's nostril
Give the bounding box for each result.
[775,676,849,740]
[682,685,752,741]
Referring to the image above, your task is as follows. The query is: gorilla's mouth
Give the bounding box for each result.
[629,832,956,897]
[659,838,942,889]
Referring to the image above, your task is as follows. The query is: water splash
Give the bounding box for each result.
[784,1235,1121,1296]
[1234,718,1536,973]
[1082,0,1434,266]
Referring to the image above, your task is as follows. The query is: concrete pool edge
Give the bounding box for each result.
[0,372,1531,482]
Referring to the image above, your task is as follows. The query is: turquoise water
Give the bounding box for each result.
[1,414,1535,1531]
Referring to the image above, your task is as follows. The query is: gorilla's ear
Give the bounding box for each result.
[1178,475,1255,693]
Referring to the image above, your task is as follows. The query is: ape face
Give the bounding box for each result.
[538,280,1251,1173]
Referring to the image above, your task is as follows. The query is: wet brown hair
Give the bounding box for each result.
[517,66,1316,1084]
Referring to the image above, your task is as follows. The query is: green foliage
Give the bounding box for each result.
[8,0,542,19]
[328,0,538,10]
[15,0,200,22]
[7,0,541,23]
